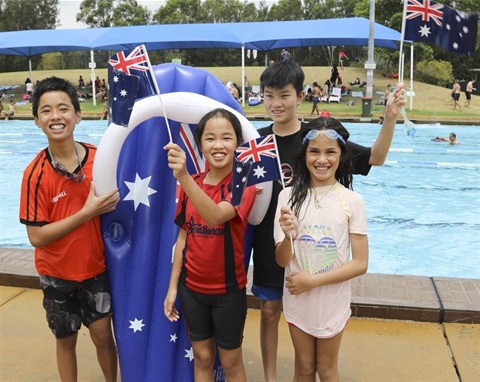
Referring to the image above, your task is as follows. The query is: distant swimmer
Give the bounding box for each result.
[432,132,459,144]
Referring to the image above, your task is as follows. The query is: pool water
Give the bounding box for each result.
[1,120,479,279]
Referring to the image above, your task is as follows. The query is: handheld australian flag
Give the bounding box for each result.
[231,134,282,206]
[108,45,157,98]
[404,0,478,55]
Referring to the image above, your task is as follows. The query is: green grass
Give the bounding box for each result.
[1,66,478,122]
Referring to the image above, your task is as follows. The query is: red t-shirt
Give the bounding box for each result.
[174,172,256,294]
[19,143,106,281]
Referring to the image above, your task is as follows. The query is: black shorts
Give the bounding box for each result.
[453,93,460,101]
[40,271,113,339]
[179,283,247,350]
[465,91,471,100]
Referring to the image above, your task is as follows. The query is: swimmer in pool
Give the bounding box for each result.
[432,132,459,145]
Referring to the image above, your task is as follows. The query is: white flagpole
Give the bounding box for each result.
[142,44,173,143]
[272,134,297,262]
[398,0,408,83]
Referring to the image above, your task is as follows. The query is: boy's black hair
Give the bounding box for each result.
[260,60,305,95]
[32,77,81,118]
[194,108,244,149]
[289,117,353,218]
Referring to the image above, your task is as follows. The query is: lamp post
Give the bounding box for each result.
[361,0,376,120]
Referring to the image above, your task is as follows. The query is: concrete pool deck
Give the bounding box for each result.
[1,247,479,381]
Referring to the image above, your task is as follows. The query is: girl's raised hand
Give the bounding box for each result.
[164,142,188,180]
[386,82,407,119]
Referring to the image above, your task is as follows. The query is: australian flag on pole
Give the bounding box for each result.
[108,45,157,99]
[404,0,478,55]
[232,134,281,206]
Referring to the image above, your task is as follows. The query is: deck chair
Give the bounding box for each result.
[329,87,341,103]
[320,85,329,102]
[251,85,261,96]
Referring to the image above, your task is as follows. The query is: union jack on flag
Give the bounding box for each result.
[404,0,478,55]
[235,134,277,163]
[108,45,149,74]
[406,0,443,26]
[231,134,282,205]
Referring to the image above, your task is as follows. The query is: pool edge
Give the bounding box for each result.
[2,247,478,324]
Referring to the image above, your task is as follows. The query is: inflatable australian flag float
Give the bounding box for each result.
[93,46,250,381]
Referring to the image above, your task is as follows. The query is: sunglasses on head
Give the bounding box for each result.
[302,129,346,145]
[48,145,85,183]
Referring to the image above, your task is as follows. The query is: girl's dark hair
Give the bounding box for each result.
[32,77,80,118]
[289,117,353,217]
[194,108,244,148]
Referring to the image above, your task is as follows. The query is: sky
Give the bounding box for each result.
[57,0,165,29]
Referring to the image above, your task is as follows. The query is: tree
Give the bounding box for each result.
[0,0,59,31]
[202,0,245,23]
[0,0,59,73]
[113,0,151,26]
[76,0,115,27]
[267,0,303,21]
[152,0,201,24]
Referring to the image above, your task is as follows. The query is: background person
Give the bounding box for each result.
[432,132,459,144]
[452,80,462,111]
[2,99,16,120]
[338,50,349,69]
[463,80,476,108]
[19,76,120,382]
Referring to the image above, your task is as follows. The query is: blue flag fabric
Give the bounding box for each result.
[231,159,253,206]
[231,135,282,205]
[404,0,478,55]
[100,62,243,382]
[107,69,139,127]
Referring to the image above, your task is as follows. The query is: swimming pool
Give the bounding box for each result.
[1,120,479,279]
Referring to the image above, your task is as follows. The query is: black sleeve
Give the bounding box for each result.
[347,141,372,176]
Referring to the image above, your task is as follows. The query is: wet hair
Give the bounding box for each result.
[289,117,353,218]
[194,108,244,149]
[32,77,80,118]
[260,60,305,95]
[449,132,456,138]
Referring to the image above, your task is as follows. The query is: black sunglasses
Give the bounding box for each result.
[48,144,85,183]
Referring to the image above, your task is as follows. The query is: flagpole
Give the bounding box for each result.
[142,44,173,143]
[272,134,296,258]
[398,0,408,83]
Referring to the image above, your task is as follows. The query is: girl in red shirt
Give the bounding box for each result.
[164,108,256,382]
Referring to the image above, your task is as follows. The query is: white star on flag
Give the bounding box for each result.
[252,165,267,179]
[129,318,145,333]
[120,89,128,97]
[124,173,157,210]
[419,24,431,36]
[170,333,178,343]
[185,347,194,361]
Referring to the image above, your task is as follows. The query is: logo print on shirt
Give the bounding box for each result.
[281,162,294,186]
[51,191,67,203]
[185,216,224,236]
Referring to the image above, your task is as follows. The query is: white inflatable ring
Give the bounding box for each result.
[93,91,271,225]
